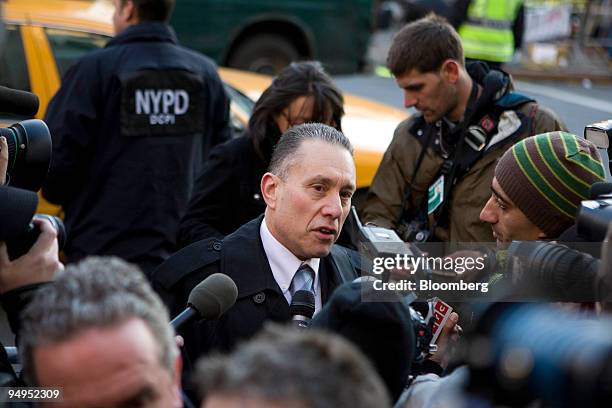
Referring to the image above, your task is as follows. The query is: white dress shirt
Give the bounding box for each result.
[260,217,322,314]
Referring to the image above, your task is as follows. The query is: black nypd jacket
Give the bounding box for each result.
[43,22,230,269]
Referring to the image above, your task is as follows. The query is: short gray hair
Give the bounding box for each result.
[196,324,391,408]
[19,257,177,384]
[269,123,353,180]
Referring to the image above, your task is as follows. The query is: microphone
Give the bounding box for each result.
[0,86,40,117]
[170,273,238,330]
[290,290,315,328]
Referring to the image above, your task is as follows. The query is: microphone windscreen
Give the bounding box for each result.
[188,273,238,320]
[0,86,40,116]
[589,182,612,199]
[290,290,315,318]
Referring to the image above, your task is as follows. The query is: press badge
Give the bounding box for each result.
[427,175,444,214]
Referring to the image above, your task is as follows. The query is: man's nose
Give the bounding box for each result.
[321,194,343,219]
[480,196,498,224]
[404,91,417,108]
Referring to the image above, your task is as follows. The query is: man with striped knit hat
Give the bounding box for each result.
[480,131,606,248]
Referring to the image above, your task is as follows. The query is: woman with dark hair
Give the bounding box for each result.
[177,61,344,247]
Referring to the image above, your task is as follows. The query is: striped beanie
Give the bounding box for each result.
[495,131,605,237]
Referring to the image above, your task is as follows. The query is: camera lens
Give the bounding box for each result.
[506,240,600,301]
[5,214,66,261]
[32,214,66,250]
[0,119,52,191]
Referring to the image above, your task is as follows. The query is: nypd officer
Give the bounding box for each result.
[43,0,230,275]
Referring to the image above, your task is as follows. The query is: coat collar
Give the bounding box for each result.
[106,22,178,48]
[220,215,281,298]
[219,215,351,302]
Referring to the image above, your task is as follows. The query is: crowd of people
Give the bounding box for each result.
[0,0,610,407]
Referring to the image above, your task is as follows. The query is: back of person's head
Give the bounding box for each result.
[495,131,605,238]
[249,61,344,159]
[311,281,415,402]
[126,0,175,22]
[387,13,464,76]
[197,324,391,408]
[19,256,177,385]
[268,122,353,180]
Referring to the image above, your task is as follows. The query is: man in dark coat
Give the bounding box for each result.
[153,123,361,367]
[42,0,230,275]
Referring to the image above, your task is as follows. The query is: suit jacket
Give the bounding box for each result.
[153,215,360,362]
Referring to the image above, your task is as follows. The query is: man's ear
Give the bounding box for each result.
[441,59,460,84]
[261,172,280,209]
[123,0,138,24]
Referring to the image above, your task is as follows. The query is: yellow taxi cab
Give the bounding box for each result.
[1,0,407,214]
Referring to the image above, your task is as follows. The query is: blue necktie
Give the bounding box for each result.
[290,263,315,296]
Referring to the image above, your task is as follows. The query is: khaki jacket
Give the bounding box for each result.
[361,101,566,243]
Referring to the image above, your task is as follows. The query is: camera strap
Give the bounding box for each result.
[396,125,435,227]
[429,76,512,235]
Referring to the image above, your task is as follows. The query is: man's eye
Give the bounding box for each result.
[495,199,506,210]
[312,185,325,192]
[340,191,353,200]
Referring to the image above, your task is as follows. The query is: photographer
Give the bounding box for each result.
[361,15,565,243]
[435,132,605,288]
[480,131,605,248]
[0,135,63,386]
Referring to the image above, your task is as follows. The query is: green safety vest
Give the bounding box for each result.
[458,0,524,63]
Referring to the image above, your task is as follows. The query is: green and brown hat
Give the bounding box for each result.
[494,131,605,238]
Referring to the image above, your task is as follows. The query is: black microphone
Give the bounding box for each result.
[170,273,238,330]
[290,290,315,328]
[0,86,40,116]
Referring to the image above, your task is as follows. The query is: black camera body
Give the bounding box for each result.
[1,87,65,260]
[5,214,65,260]
[577,187,612,242]
[351,208,439,362]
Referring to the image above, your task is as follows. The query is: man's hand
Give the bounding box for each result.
[428,311,461,370]
[0,136,8,184]
[0,218,64,293]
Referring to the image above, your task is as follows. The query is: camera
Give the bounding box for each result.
[0,183,66,261]
[351,208,442,362]
[0,119,52,192]
[503,240,605,302]
[584,119,612,179]
[576,181,612,242]
[465,303,612,406]
[5,214,65,260]
[497,182,612,302]
[1,86,64,260]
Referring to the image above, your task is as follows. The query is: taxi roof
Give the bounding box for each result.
[4,0,114,35]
